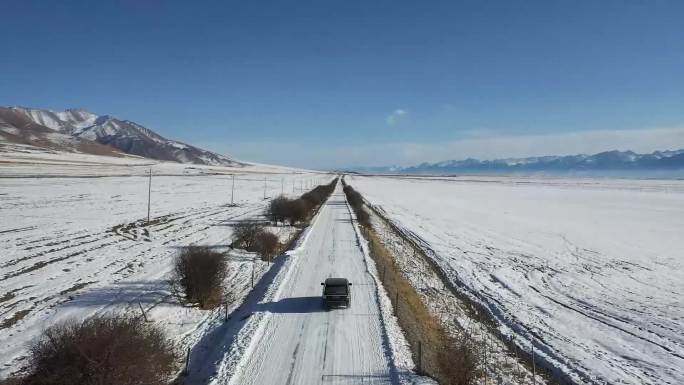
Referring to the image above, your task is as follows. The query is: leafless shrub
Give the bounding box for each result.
[231,221,263,249]
[301,184,330,206]
[21,315,175,385]
[268,196,290,224]
[174,246,227,309]
[267,197,310,225]
[301,178,337,206]
[231,220,280,262]
[253,231,280,262]
[267,179,337,226]
[286,199,311,225]
[342,183,370,226]
[354,206,370,226]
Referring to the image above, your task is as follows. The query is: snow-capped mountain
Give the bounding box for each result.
[356,149,684,175]
[0,107,125,157]
[17,107,99,133]
[0,106,241,166]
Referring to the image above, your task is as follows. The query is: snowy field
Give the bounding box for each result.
[0,142,297,177]
[0,150,329,378]
[347,175,684,385]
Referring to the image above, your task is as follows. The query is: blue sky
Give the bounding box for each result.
[1,0,683,168]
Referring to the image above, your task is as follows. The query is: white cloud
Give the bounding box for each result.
[385,109,407,126]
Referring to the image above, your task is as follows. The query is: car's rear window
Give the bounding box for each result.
[324,285,347,295]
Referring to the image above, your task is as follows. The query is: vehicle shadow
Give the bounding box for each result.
[254,296,326,314]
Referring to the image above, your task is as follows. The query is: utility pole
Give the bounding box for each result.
[231,174,235,205]
[281,177,284,195]
[147,168,152,223]
[263,176,267,199]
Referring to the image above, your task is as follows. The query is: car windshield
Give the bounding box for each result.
[324,285,347,295]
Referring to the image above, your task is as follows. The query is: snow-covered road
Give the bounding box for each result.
[227,187,397,385]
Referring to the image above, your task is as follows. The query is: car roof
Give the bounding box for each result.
[324,278,348,286]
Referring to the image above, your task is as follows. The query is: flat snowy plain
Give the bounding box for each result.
[0,147,329,378]
[348,175,684,385]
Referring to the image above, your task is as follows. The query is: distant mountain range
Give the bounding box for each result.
[0,106,242,166]
[356,149,684,176]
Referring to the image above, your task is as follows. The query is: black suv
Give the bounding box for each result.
[321,278,352,308]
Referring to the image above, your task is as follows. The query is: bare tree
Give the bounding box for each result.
[342,183,370,226]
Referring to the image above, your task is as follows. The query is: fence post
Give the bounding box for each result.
[503,338,509,370]
[395,291,399,315]
[183,347,190,375]
[417,340,422,374]
[512,336,520,379]
[138,302,148,322]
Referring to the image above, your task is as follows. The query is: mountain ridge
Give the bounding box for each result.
[355,149,684,176]
[0,106,242,166]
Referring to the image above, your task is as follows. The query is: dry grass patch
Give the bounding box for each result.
[364,229,480,384]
